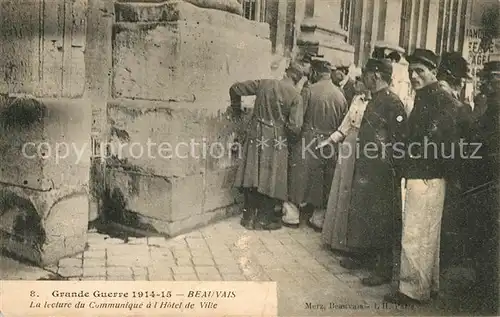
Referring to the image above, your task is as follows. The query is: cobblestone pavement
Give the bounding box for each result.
[2,216,483,316]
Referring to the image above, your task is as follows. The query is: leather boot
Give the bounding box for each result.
[254,207,282,231]
[240,208,256,230]
[362,253,392,286]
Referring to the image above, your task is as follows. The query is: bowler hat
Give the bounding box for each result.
[439,52,472,79]
[363,58,393,76]
[407,48,439,69]
[478,61,500,77]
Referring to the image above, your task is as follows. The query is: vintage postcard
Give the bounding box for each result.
[0,0,499,316]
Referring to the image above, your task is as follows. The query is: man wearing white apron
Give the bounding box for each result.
[384,49,462,305]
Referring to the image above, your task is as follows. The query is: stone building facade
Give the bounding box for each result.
[243,0,495,68]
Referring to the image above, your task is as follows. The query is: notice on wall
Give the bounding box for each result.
[462,27,500,103]
[463,27,500,81]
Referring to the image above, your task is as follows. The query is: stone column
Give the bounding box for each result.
[384,0,403,46]
[0,0,91,265]
[276,0,289,55]
[314,0,341,30]
[296,0,355,64]
[425,0,440,51]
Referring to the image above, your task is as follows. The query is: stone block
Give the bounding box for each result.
[107,100,207,178]
[105,169,204,222]
[0,97,90,266]
[173,274,198,281]
[0,0,87,98]
[114,1,267,37]
[112,11,272,102]
[0,97,91,191]
[115,0,245,21]
[0,187,89,266]
[203,168,239,212]
[83,266,106,277]
[105,169,172,224]
[221,273,246,281]
[192,257,215,266]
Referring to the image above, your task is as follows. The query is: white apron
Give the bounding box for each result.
[399,178,446,301]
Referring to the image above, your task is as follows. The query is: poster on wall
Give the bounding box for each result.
[463,26,500,93]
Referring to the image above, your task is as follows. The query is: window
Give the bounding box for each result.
[243,0,267,22]
[340,0,352,32]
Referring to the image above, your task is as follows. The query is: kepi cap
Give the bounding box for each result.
[363,58,393,76]
[439,52,472,79]
[407,48,440,69]
[478,61,500,77]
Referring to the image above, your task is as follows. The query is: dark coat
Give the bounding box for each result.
[403,82,462,180]
[342,78,358,107]
[344,88,408,250]
[230,79,303,201]
[474,90,500,183]
[288,78,348,208]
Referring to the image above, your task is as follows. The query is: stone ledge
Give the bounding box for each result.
[297,18,354,65]
[115,1,266,39]
[116,0,243,16]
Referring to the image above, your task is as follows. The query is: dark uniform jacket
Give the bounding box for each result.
[403,82,462,180]
[230,79,303,201]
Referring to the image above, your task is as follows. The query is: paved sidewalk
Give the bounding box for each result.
[2,216,485,316]
[43,216,449,316]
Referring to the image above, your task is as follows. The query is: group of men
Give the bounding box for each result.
[228,45,499,306]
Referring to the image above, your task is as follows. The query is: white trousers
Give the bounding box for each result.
[282,202,300,225]
[399,178,446,301]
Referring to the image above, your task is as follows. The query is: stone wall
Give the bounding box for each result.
[103,0,274,237]
[0,0,91,265]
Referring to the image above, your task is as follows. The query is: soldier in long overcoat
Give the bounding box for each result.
[287,59,347,229]
[230,62,305,231]
[320,58,408,285]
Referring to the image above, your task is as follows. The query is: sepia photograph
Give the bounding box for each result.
[0,0,498,316]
